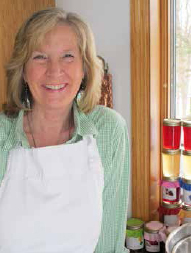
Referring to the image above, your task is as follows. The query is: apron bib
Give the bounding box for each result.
[0,135,104,253]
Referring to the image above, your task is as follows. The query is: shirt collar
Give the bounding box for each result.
[2,102,98,151]
[72,102,98,137]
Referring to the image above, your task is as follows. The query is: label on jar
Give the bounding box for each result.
[162,186,176,201]
[164,214,179,227]
[145,239,160,252]
[126,236,144,250]
[183,189,191,205]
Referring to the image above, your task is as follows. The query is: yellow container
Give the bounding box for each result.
[179,204,191,224]
[162,149,181,178]
[182,150,191,180]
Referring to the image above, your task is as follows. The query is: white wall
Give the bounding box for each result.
[56,0,131,217]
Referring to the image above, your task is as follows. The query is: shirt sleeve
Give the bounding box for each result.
[95,119,130,253]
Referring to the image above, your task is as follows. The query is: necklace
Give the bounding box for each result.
[27,111,72,148]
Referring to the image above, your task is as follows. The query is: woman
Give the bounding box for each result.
[0,7,129,253]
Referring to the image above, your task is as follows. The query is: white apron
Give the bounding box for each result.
[0,135,104,253]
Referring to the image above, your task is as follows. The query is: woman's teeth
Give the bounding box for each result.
[45,84,66,90]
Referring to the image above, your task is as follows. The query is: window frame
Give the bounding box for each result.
[130,0,170,221]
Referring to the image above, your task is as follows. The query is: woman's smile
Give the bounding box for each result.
[43,83,68,91]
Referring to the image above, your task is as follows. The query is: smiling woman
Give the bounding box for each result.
[24,25,84,113]
[0,7,130,253]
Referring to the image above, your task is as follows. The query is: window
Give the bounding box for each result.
[172,0,191,119]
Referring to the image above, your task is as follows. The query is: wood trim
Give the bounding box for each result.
[150,0,161,221]
[131,0,151,221]
[131,0,170,221]
[0,0,55,110]
[161,0,170,122]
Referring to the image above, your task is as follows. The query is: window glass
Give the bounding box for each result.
[176,0,191,119]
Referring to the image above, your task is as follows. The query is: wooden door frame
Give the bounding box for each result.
[131,0,170,221]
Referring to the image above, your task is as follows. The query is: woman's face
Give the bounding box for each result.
[24,24,84,111]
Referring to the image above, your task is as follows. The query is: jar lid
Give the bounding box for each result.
[182,204,191,211]
[163,119,181,126]
[182,150,191,156]
[144,221,164,234]
[162,149,181,155]
[162,201,181,209]
[182,120,191,127]
[182,178,191,184]
[126,218,144,230]
[163,176,179,182]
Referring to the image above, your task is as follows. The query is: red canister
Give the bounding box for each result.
[182,120,191,150]
[163,119,181,150]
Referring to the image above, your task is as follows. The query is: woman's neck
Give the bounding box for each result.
[29,104,73,135]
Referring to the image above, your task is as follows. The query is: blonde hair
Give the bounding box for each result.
[4,7,103,116]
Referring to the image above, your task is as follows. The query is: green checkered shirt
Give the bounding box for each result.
[0,103,130,253]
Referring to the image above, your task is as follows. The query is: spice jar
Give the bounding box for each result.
[182,150,191,180]
[179,178,191,205]
[144,221,166,252]
[163,119,181,149]
[158,201,181,227]
[161,177,180,203]
[178,203,191,224]
[182,120,191,150]
[162,149,181,178]
[126,218,144,251]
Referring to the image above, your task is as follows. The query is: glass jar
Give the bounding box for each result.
[178,203,191,224]
[144,221,166,252]
[179,178,191,205]
[126,218,144,251]
[161,177,180,203]
[159,201,181,227]
[182,120,191,150]
[182,150,191,180]
[162,149,181,178]
[163,119,181,149]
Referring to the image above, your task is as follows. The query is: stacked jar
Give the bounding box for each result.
[160,119,181,226]
[178,120,191,224]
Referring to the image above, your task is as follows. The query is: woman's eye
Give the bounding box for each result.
[33,55,47,60]
[63,54,74,61]
[64,54,74,58]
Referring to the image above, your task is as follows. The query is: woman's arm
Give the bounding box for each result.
[95,118,130,253]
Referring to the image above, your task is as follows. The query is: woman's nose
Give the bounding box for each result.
[46,59,64,77]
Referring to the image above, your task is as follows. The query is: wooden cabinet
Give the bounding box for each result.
[0,0,55,109]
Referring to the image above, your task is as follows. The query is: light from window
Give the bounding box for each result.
[176,0,191,119]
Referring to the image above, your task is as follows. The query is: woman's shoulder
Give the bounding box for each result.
[0,112,15,141]
[87,105,127,132]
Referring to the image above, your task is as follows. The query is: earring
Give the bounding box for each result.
[80,77,86,91]
[25,83,31,109]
